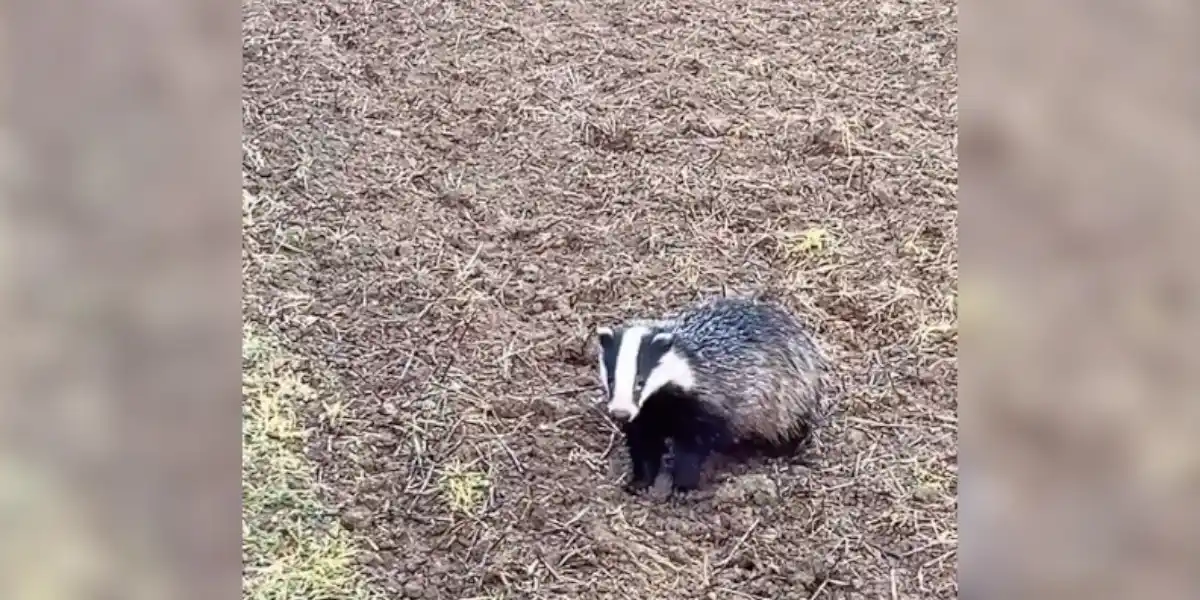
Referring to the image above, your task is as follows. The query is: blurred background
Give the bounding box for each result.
[962,1,1200,598]
[2,0,1198,598]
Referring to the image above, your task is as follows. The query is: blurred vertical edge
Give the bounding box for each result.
[1,1,242,600]
[962,0,1200,599]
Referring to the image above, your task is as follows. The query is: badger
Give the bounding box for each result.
[595,295,835,495]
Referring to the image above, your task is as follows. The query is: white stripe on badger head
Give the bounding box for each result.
[608,325,649,418]
[595,353,609,405]
[639,348,696,404]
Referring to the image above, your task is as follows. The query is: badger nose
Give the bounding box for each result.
[609,408,632,423]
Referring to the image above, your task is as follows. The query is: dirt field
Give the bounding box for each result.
[242,0,957,598]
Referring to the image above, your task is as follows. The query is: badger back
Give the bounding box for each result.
[672,297,833,441]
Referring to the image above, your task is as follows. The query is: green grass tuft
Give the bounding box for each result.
[242,323,377,600]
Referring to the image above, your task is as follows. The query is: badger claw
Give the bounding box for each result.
[668,486,698,504]
[623,478,653,495]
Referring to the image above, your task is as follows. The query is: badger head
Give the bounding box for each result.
[595,324,695,423]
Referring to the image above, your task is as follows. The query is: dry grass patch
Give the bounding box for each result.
[780,226,836,259]
[438,459,492,517]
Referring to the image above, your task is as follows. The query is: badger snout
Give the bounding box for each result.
[608,406,633,423]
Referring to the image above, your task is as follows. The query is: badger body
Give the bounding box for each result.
[596,295,834,495]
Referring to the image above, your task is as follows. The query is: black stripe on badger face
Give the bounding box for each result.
[597,326,620,396]
[635,332,676,388]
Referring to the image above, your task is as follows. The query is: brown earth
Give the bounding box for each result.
[242,0,957,598]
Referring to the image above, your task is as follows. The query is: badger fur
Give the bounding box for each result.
[595,295,834,495]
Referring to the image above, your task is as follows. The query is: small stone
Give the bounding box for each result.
[714,482,747,504]
[704,114,732,135]
[846,428,866,445]
[914,482,941,502]
[402,581,422,598]
[341,506,372,530]
[790,569,817,587]
[716,474,778,504]
[741,474,779,502]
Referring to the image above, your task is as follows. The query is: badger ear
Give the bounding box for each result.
[596,326,616,351]
[649,332,674,351]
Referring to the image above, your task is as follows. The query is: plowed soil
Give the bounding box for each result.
[242,0,957,598]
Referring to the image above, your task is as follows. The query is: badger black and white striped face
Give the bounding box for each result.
[596,324,695,423]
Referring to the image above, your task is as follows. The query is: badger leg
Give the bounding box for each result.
[670,443,708,494]
[669,416,725,495]
[623,423,666,494]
